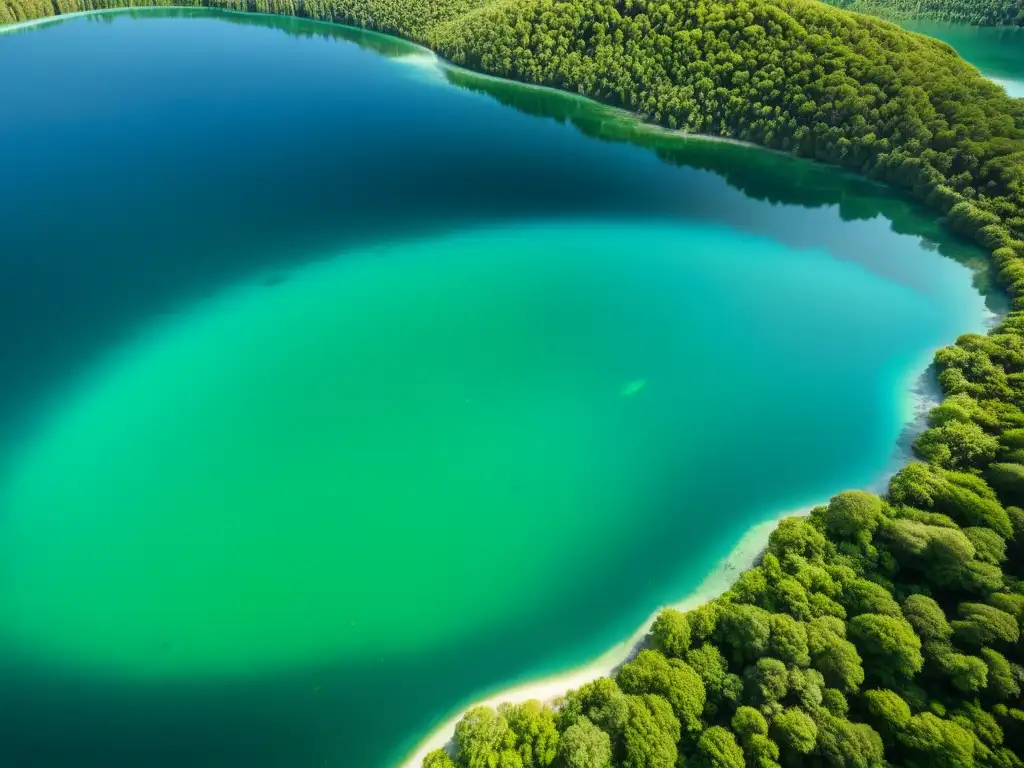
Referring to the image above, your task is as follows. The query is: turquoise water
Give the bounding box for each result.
[899,19,1024,97]
[0,10,994,768]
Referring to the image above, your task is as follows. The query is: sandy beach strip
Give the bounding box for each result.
[395,505,817,768]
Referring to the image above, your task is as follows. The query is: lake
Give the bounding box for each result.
[899,19,1024,98]
[0,9,996,768]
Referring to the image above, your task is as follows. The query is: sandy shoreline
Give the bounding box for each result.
[394,508,811,768]
[394,345,973,768]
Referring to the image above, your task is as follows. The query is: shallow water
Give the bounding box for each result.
[0,10,995,768]
[899,19,1024,98]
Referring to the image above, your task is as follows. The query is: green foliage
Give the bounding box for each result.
[455,707,519,768]
[731,706,768,739]
[951,602,1021,647]
[848,613,924,685]
[686,643,742,719]
[694,726,745,768]
[899,712,976,768]
[806,615,866,692]
[987,463,1024,507]
[821,687,849,717]
[743,733,782,768]
[914,420,1000,469]
[768,518,829,563]
[767,613,811,667]
[930,643,989,693]
[888,463,1013,539]
[771,708,818,754]
[621,695,680,768]
[715,603,771,666]
[990,591,1024,622]
[558,717,612,768]
[980,647,1021,700]
[616,650,705,733]
[841,579,902,617]
[902,594,952,642]
[498,701,559,767]
[822,491,885,546]
[650,609,690,658]
[558,678,623,732]
[952,700,1004,749]
[813,711,885,768]
[963,526,1007,564]
[742,657,788,707]
[863,689,912,734]
[424,749,458,768]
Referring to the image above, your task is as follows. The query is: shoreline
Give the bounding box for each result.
[394,507,811,768]
[396,332,987,768]
[0,7,134,33]
[0,9,1009,768]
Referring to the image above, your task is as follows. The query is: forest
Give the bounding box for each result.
[820,0,1024,26]
[3,0,1024,765]
[425,416,1024,767]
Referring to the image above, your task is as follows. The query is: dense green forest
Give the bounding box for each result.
[820,0,1024,27]
[4,0,1024,766]
[427,439,1024,767]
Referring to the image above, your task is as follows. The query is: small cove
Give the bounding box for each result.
[0,10,1000,768]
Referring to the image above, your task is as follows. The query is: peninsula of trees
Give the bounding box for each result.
[3,0,1024,766]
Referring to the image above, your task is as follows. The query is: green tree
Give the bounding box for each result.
[963,526,1007,565]
[731,707,769,740]
[455,707,517,768]
[980,647,1022,701]
[771,707,818,754]
[715,603,772,666]
[616,650,705,733]
[686,644,742,719]
[951,603,1020,647]
[899,713,976,768]
[821,491,885,546]
[694,726,745,768]
[931,644,989,693]
[914,421,1000,469]
[424,749,457,768]
[814,711,885,768]
[902,594,952,642]
[651,609,691,658]
[498,701,559,767]
[848,614,924,685]
[863,689,912,739]
[807,616,866,692]
[743,658,789,707]
[842,579,902,617]
[986,463,1024,507]
[743,734,781,768]
[621,695,680,768]
[768,613,811,667]
[768,518,829,563]
[558,717,612,768]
